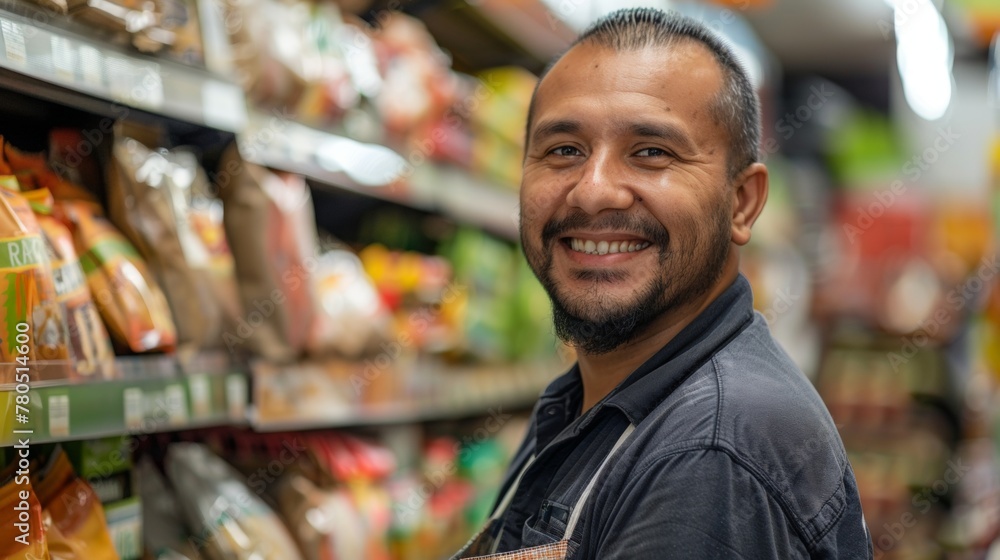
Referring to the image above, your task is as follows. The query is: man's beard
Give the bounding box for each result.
[522,208,731,355]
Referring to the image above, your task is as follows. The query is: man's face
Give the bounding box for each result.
[520,41,736,354]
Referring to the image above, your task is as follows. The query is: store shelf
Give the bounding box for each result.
[250,359,561,431]
[242,110,521,240]
[0,0,247,131]
[0,354,249,446]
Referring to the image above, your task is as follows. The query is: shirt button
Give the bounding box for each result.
[545,406,560,416]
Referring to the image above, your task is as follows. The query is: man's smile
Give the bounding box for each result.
[565,237,652,255]
[555,232,656,268]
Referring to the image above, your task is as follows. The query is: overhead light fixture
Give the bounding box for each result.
[887,0,954,121]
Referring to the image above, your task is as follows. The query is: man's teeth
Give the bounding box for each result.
[569,238,650,255]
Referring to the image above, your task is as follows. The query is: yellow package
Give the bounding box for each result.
[0,469,50,560]
[23,189,116,379]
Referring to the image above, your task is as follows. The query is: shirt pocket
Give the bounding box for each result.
[522,499,573,547]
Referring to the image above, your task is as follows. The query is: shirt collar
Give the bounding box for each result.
[539,274,755,431]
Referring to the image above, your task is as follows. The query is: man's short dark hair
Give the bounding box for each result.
[526,8,761,179]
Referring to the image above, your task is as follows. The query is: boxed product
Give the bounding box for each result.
[63,436,135,505]
[105,496,143,560]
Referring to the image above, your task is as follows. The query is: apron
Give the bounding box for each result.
[451,424,636,560]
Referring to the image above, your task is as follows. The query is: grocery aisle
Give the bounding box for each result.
[0,0,997,558]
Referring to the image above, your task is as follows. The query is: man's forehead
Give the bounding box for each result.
[531,40,724,119]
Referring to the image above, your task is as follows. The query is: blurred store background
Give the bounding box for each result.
[0,0,998,558]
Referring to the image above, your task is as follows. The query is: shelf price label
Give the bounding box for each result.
[47,394,69,438]
[0,19,27,68]
[164,384,188,426]
[50,35,76,81]
[188,374,210,418]
[79,44,103,89]
[106,56,164,111]
[123,388,143,431]
[225,374,247,421]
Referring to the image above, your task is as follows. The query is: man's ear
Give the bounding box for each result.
[730,163,768,246]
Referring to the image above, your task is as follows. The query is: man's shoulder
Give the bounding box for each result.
[718,314,854,543]
[634,314,854,544]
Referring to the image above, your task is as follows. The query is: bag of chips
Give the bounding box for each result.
[0,187,73,382]
[22,189,115,379]
[0,468,50,560]
[33,448,120,560]
[4,138,176,355]
[54,198,177,354]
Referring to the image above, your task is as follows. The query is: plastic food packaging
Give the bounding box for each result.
[275,474,366,560]
[54,198,176,354]
[32,448,120,560]
[309,250,389,358]
[0,186,73,381]
[106,135,223,355]
[217,144,318,362]
[165,442,304,560]
[22,189,116,379]
[4,137,176,354]
[220,0,312,108]
[0,473,49,560]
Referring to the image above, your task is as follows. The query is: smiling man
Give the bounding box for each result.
[450,8,872,560]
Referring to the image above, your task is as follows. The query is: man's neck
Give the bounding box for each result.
[576,263,740,413]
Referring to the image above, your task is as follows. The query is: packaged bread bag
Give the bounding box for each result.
[217,143,318,362]
[106,131,223,355]
[5,139,177,354]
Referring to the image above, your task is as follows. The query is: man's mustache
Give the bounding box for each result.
[541,211,670,249]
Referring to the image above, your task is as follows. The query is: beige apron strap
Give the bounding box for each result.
[485,454,538,554]
[491,454,537,522]
[562,424,636,541]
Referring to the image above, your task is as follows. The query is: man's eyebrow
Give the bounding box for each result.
[623,121,697,153]
[529,119,582,146]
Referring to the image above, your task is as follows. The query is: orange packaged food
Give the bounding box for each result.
[0,473,50,560]
[0,187,73,382]
[3,138,176,355]
[23,189,116,378]
[33,448,120,560]
[53,199,176,354]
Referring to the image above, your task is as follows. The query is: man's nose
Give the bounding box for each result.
[565,151,637,215]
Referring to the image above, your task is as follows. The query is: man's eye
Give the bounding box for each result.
[550,146,581,157]
[635,148,670,157]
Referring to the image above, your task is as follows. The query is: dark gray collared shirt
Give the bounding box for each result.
[492,275,873,558]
